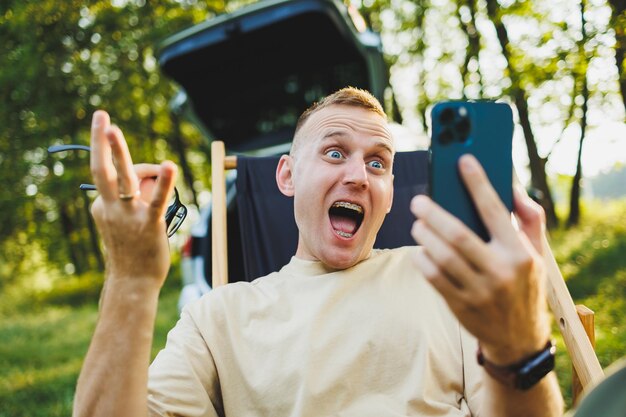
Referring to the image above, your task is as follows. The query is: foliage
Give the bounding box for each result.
[357,0,624,228]
[0,0,224,288]
[357,0,623,134]
[0,247,182,319]
[2,0,624,289]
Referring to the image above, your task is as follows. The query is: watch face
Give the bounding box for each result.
[574,358,626,417]
[516,343,556,390]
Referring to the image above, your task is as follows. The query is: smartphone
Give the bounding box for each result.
[429,101,513,242]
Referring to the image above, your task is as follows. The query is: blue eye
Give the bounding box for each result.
[326,150,343,159]
[368,160,384,170]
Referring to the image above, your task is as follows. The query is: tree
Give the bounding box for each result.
[607,0,626,116]
[0,0,226,286]
[567,0,591,227]
[484,0,559,227]
[456,0,484,99]
[359,0,622,228]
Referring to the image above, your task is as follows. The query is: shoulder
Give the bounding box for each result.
[184,270,285,322]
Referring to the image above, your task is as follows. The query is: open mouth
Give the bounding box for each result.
[329,201,364,238]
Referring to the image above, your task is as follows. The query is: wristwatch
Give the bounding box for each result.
[477,340,556,390]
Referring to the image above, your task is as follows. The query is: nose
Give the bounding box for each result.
[342,157,369,189]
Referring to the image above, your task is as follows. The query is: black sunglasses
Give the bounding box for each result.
[48,144,187,238]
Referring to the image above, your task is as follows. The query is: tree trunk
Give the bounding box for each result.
[389,85,404,124]
[413,3,429,129]
[607,0,626,116]
[457,0,483,98]
[567,83,588,227]
[485,0,559,228]
[567,0,590,227]
[59,203,84,275]
[65,121,94,274]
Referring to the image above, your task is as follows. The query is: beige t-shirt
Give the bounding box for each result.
[148,246,483,416]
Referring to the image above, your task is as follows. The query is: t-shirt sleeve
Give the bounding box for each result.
[148,305,223,417]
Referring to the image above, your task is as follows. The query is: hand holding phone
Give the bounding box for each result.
[415,106,555,392]
[429,101,513,241]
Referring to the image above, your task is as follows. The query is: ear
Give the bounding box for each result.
[386,174,394,214]
[276,155,295,197]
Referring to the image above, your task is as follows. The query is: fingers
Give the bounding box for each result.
[135,164,161,204]
[148,161,178,223]
[90,111,142,202]
[513,186,545,253]
[139,178,156,204]
[458,155,518,247]
[90,111,118,201]
[411,219,484,291]
[106,125,139,198]
[411,194,492,271]
[134,163,162,179]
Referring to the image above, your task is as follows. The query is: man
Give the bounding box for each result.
[74,88,563,416]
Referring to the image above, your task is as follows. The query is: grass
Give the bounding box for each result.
[549,199,626,408]
[0,274,181,417]
[0,199,625,414]
[0,306,93,416]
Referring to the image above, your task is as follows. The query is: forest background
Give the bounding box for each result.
[1,0,625,415]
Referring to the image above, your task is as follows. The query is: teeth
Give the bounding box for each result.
[335,230,353,238]
[332,201,363,214]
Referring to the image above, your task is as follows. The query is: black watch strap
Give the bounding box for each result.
[477,340,556,390]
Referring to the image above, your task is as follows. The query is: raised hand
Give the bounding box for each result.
[410,154,550,364]
[89,110,178,286]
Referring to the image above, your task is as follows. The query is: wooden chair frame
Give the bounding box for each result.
[210,140,604,399]
[210,140,237,289]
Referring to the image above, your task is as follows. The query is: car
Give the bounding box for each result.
[157,0,424,309]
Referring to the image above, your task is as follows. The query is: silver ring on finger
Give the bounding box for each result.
[119,190,140,201]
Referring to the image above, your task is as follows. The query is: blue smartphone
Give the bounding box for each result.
[429,101,513,242]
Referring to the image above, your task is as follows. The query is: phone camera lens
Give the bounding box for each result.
[439,108,455,126]
[455,117,471,142]
[439,128,454,145]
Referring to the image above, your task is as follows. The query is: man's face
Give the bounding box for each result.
[276,105,395,270]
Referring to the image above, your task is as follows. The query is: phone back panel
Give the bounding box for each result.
[429,101,513,241]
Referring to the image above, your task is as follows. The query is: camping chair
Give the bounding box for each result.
[210,140,604,401]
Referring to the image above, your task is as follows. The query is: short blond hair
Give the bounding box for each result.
[291,87,387,156]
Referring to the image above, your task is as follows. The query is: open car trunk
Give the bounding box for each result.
[157,0,387,153]
[159,0,390,292]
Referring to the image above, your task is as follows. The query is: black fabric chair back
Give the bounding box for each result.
[235,150,429,281]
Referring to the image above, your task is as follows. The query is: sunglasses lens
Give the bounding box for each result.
[166,205,187,237]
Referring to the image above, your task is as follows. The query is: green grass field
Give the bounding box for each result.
[1,199,625,415]
[0,286,180,417]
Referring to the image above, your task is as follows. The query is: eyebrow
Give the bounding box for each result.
[321,130,395,156]
[322,130,348,140]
